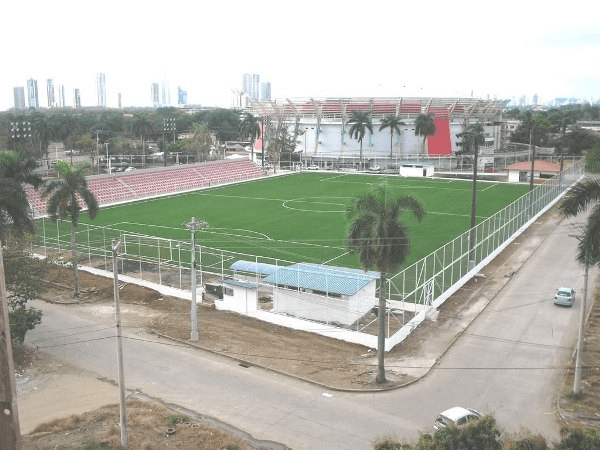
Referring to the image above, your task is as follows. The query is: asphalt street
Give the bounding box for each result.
[25,209,593,449]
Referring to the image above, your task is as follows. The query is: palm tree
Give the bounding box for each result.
[414,113,436,155]
[456,123,485,266]
[347,110,374,169]
[132,113,155,169]
[346,183,425,383]
[379,115,406,159]
[0,151,42,449]
[42,161,99,297]
[558,177,600,395]
[240,113,261,165]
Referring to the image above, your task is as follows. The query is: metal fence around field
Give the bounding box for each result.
[33,160,583,350]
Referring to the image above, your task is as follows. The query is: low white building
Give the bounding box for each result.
[399,162,434,177]
[264,263,379,326]
[214,279,258,315]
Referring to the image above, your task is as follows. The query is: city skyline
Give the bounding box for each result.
[1,0,599,112]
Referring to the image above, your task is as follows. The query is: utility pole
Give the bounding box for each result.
[574,253,589,396]
[112,239,128,449]
[185,218,208,341]
[0,245,21,449]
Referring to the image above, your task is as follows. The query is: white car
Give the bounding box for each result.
[306,164,319,170]
[434,406,482,430]
[124,166,136,172]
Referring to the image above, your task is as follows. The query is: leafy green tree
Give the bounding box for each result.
[0,151,42,449]
[240,112,261,164]
[379,115,406,158]
[186,123,214,162]
[346,184,425,383]
[414,113,436,154]
[42,161,99,297]
[583,148,600,173]
[556,427,600,450]
[3,234,45,343]
[206,108,241,142]
[347,110,374,169]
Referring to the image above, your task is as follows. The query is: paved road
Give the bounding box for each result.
[26,211,592,449]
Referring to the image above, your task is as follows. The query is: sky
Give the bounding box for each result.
[1,0,599,111]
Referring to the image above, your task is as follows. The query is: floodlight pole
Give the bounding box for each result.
[186,218,209,341]
[112,239,128,449]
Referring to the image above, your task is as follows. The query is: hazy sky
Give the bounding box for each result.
[1,0,599,111]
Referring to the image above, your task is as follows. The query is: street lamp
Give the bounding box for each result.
[163,118,176,167]
[185,217,209,341]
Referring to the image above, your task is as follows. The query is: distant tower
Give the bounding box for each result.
[161,80,170,106]
[151,83,160,107]
[58,85,66,107]
[118,92,122,109]
[260,82,271,101]
[13,87,25,110]
[242,73,260,100]
[73,89,81,109]
[47,79,56,107]
[96,73,106,107]
[177,86,187,105]
[27,78,39,109]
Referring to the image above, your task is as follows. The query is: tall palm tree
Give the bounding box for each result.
[42,161,99,297]
[456,123,485,267]
[414,113,437,155]
[379,115,406,159]
[346,183,425,383]
[132,113,155,169]
[347,110,373,170]
[0,151,42,449]
[240,112,261,165]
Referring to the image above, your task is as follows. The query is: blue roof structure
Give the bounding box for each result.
[263,263,378,296]
[230,260,279,276]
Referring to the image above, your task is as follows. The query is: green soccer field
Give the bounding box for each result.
[48,172,528,271]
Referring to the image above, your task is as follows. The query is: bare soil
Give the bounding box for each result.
[17,207,600,447]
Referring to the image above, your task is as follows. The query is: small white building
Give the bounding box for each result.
[399,162,434,178]
[214,279,258,315]
[264,263,379,326]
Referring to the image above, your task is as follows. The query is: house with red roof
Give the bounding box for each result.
[505,160,560,183]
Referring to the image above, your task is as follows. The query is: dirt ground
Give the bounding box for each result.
[16,210,600,447]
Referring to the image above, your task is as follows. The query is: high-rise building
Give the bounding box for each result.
[58,85,66,107]
[151,83,160,107]
[161,80,170,106]
[27,78,39,109]
[177,86,187,105]
[96,73,106,107]
[242,73,261,100]
[13,87,25,110]
[118,93,122,109]
[73,89,81,109]
[47,79,56,107]
[260,82,271,101]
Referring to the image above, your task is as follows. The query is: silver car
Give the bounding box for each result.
[434,406,482,430]
[554,287,575,307]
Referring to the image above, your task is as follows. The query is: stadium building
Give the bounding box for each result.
[245,97,507,168]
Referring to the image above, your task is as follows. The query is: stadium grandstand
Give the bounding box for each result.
[245,97,508,166]
[27,159,264,215]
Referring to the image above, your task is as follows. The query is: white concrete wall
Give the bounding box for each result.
[273,280,377,326]
[214,285,258,315]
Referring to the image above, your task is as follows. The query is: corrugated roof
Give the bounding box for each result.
[230,260,279,276]
[505,160,560,172]
[264,263,379,296]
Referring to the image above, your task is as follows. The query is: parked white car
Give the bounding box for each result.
[434,406,482,430]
